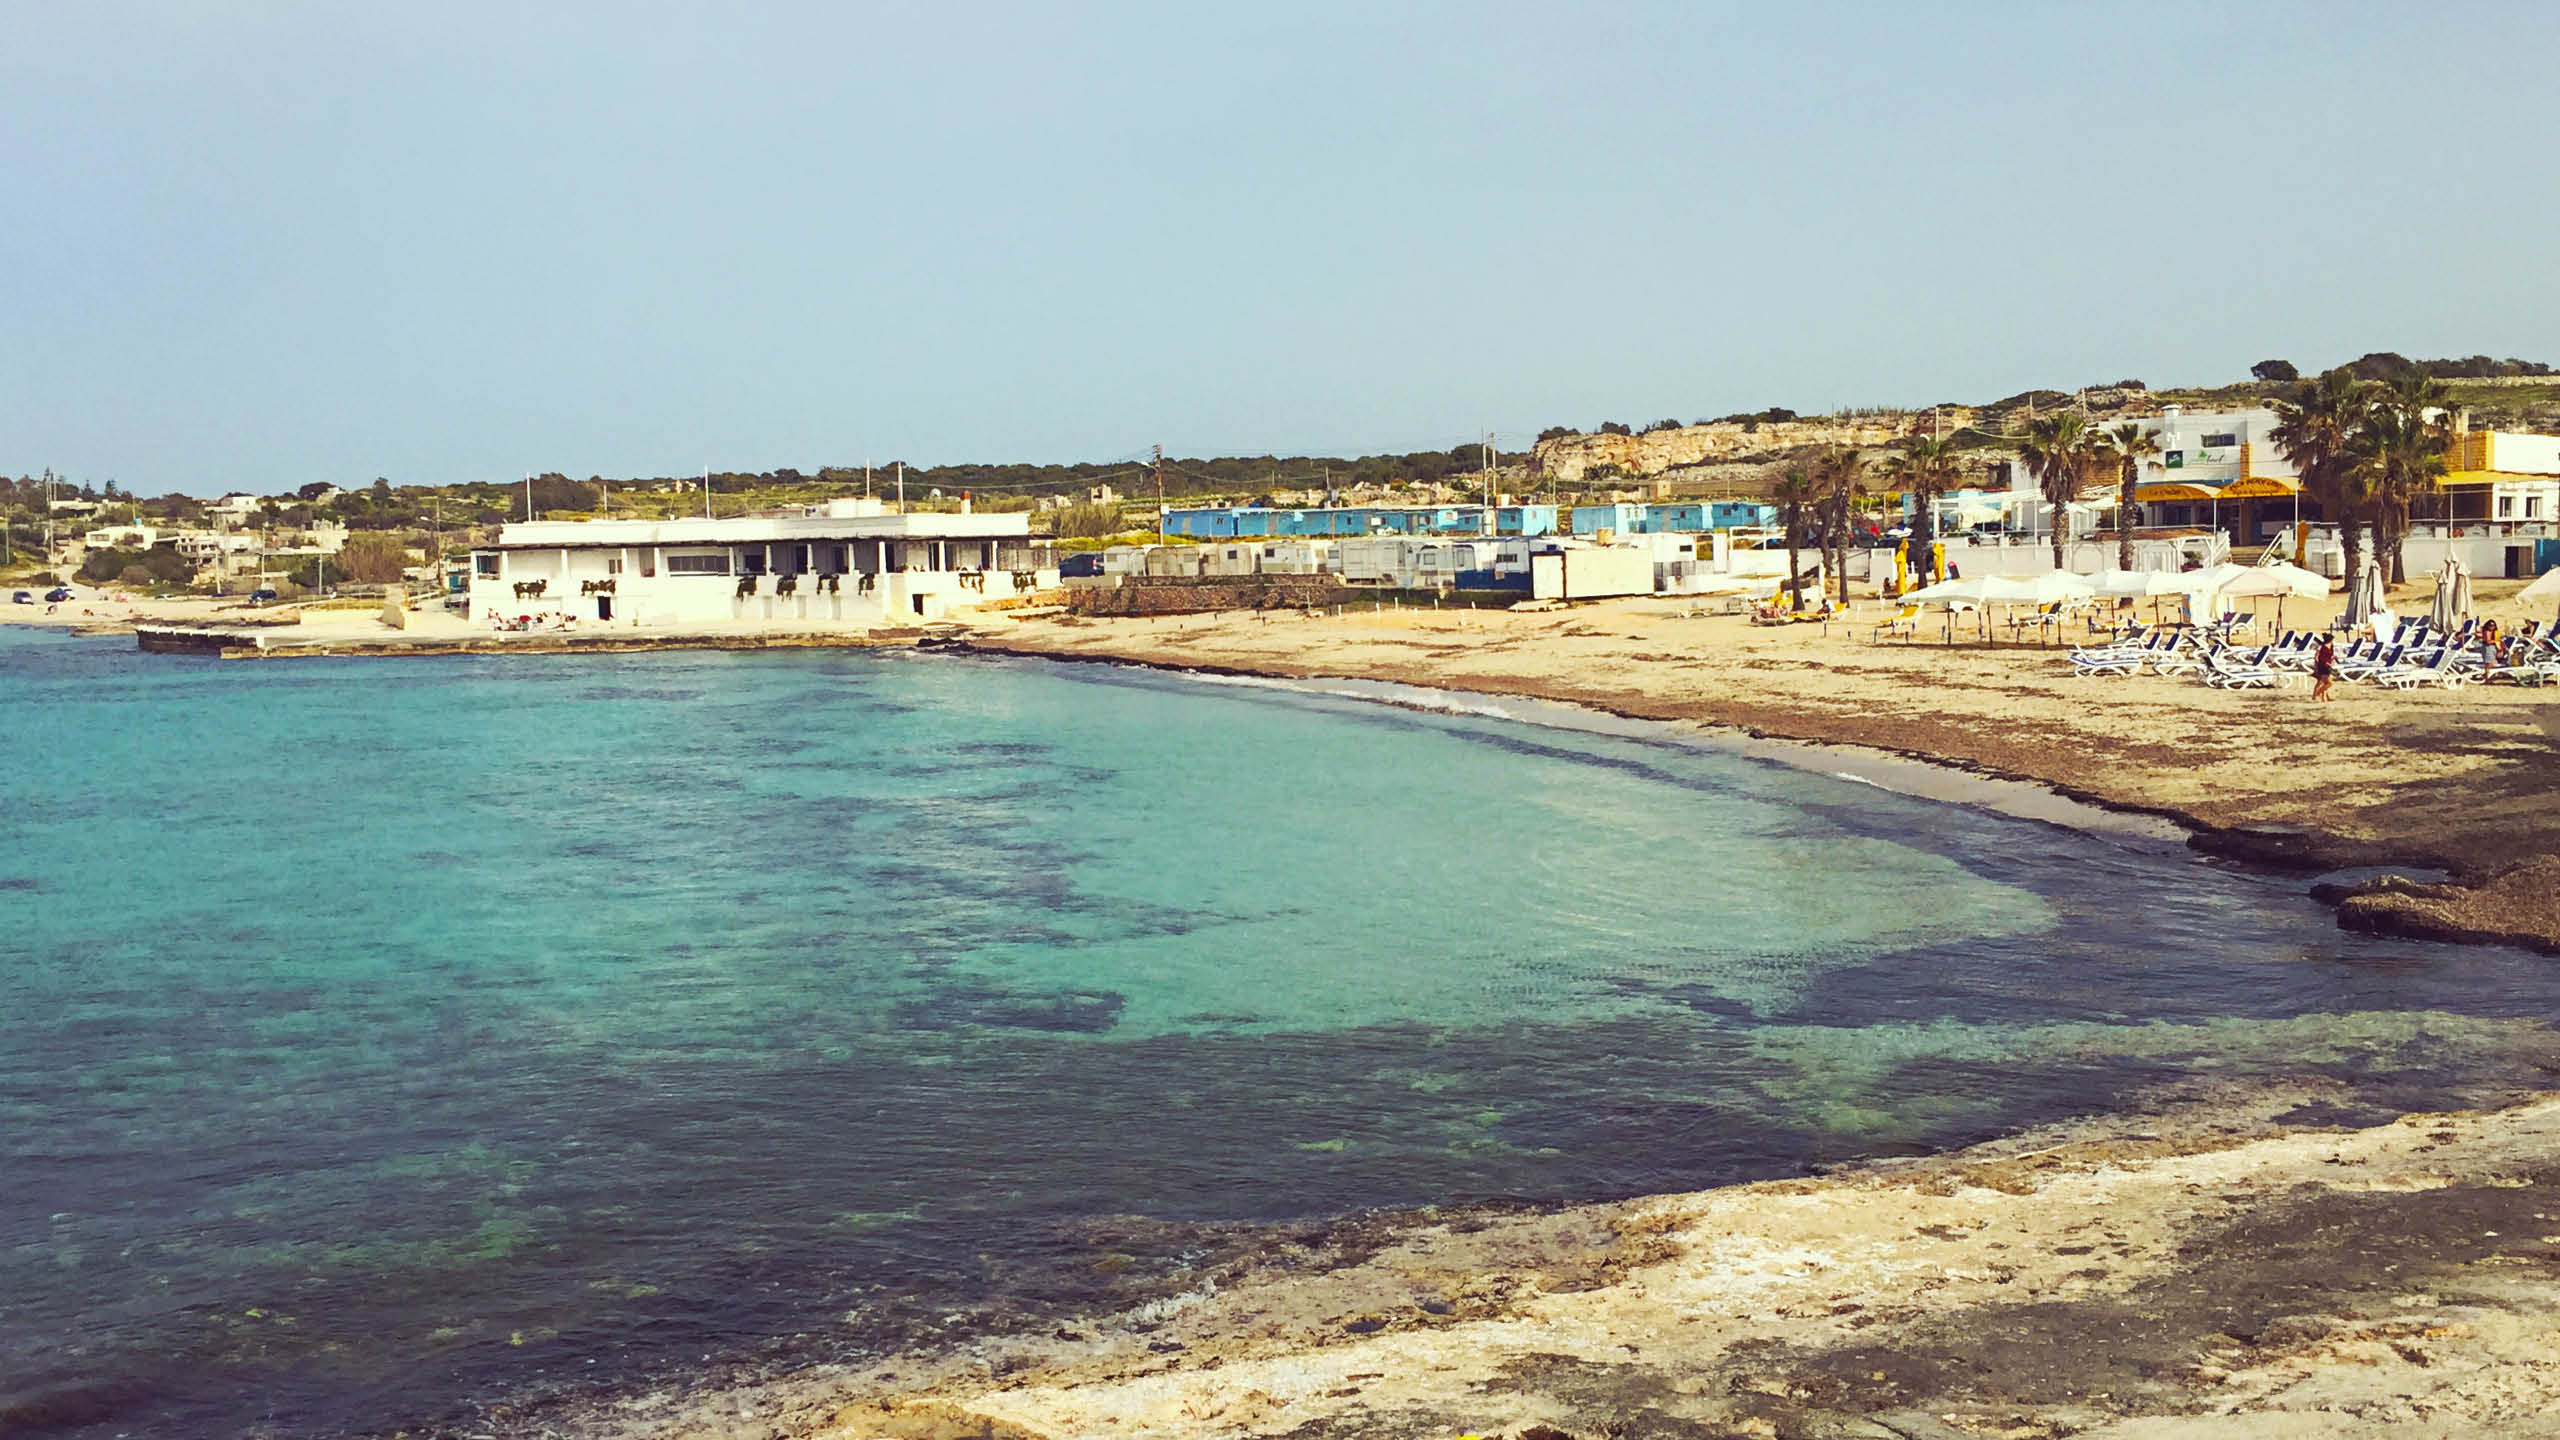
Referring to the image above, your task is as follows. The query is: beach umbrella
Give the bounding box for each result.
[1983,569,2097,604]
[2519,567,2560,608]
[1901,576,1990,606]
[2178,562,2255,603]
[2430,553,2472,632]
[1900,575,1993,642]
[2220,562,2329,600]
[2344,559,2388,633]
[2092,568,2182,599]
[2219,561,2330,630]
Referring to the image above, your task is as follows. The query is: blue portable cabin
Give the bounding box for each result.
[1634,502,1705,533]
[1569,503,1646,536]
[1161,506,1244,538]
[1167,503,1556,539]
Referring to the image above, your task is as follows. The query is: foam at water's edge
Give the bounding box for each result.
[1142,663,2192,849]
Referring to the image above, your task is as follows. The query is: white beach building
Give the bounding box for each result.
[466,500,1057,626]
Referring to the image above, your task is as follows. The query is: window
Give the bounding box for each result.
[2499,496,2515,518]
[665,552,729,575]
[2530,497,2545,519]
[606,557,624,574]
[473,553,500,577]
[2201,432,2238,449]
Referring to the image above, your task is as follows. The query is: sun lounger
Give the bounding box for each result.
[2068,629,2161,665]
[2260,632,2318,671]
[2147,634,2210,677]
[2335,644,2406,682]
[2199,645,2295,690]
[2070,646,2148,678]
[2377,647,2467,690]
[2471,644,2549,686]
[1871,604,1920,642]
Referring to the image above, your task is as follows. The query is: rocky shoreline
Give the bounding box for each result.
[547,1083,2560,1439]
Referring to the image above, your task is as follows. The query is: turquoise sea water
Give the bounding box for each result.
[5,624,2559,1436]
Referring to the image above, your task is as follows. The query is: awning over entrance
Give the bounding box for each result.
[2134,482,2219,502]
[2218,476,2300,499]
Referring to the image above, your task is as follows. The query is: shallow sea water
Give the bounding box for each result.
[4,626,2558,1436]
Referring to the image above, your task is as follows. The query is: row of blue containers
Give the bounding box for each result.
[1160,500,1773,540]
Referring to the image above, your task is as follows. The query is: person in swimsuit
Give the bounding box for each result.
[2311,635,2337,702]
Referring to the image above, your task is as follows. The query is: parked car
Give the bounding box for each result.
[44,587,74,603]
[10,591,30,605]
[248,588,278,604]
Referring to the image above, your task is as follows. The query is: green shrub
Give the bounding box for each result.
[1051,502,1126,539]
[79,546,191,585]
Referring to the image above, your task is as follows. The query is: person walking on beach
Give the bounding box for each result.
[2311,635,2337,702]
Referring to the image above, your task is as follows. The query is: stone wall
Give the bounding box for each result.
[1064,574,1361,617]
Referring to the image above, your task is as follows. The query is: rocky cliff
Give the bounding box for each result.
[1530,413,1972,483]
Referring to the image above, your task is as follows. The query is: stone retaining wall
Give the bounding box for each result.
[1065,574,1361,617]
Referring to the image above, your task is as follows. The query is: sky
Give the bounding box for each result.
[5,1,2557,495]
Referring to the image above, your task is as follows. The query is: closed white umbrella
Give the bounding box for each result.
[2344,560,2389,633]
[2431,554,2472,631]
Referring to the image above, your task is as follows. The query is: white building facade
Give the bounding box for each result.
[467,501,1057,627]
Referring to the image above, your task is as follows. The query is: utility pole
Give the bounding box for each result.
[524,473,533,523]
[1153,444,1165,543]
[864,460,872,500]
[895,461,904,511]
[703,466,712,520]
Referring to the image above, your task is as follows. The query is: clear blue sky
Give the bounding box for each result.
[7,1,2556,495]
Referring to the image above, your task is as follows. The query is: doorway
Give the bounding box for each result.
[597,596,613,622]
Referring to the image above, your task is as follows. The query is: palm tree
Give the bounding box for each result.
[2350,393,2447,588]
[2273,369,2377,596]
[1878,436,1958,588]
[2020,412,2098,570]
[2095,421,2161,571]
[1814,446,1868,604]
[2368,374,2451,583]
[1770,467,1817,609]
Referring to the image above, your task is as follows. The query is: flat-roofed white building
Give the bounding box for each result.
[2439,428,2560,526]
[466,500,1057,626]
